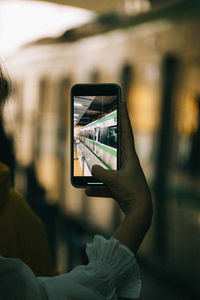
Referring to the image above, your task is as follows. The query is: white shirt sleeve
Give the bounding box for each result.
[0,235,141,300]
[0,256,46,300]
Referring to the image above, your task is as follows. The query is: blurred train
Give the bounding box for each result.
[79,109,117,170]
[3,0,200,296]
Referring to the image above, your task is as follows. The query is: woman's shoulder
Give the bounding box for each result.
[0,162,42,230]
[0,162,27,211]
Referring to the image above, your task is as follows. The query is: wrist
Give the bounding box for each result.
[123,193,152,218]
[113,200,153,253]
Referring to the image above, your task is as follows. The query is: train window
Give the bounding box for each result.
[98,129,101,141]
[98,130,101,142]
[99,127,107,145]
[107,126,117,148]
[88,130,92,139]
[94,127,99,141]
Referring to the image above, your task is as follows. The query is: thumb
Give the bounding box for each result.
[92,164,116,186]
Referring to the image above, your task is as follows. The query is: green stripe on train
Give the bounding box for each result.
[84,111,117,128]
[86,138,117,157]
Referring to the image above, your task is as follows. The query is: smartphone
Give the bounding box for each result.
[71,83,121,188]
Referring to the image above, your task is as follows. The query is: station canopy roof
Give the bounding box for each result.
[28,0,166,12]
[35,0,124,13]
[74,96,117,126]
[3,0,194,51]
[6,0,155,14]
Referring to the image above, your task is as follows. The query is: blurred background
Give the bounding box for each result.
[1,0,200,299]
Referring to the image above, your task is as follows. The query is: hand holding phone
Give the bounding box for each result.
[71,83,121,188]
[85,102,153,253]
[86,102,152,216]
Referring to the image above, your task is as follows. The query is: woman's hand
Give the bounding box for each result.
[85,102,153,252]
[86,102,152,216]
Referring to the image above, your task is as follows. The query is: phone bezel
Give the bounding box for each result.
[71,83,121,188]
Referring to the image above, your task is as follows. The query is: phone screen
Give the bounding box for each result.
[71,84,120,187]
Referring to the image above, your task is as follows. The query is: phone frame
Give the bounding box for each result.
[71,83,121,188]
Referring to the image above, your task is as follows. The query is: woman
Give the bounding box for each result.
[0,67,152,299]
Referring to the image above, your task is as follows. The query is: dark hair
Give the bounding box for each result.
[0,66,11,111]
[0,65,15,185]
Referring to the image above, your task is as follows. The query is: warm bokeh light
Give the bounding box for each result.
[0,0,95,57]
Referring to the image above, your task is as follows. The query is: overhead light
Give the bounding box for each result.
[74,113,79,116]
[74,103,82,107]
[0,1,95,56]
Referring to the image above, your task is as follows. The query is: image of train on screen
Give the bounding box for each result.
[77,109,117,174]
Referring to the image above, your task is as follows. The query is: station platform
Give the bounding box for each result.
[74,141,110,176]
[74,147,82,176]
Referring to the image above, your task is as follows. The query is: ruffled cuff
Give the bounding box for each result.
[86,235,141,299]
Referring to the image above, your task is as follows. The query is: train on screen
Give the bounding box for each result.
[79,110,117,170]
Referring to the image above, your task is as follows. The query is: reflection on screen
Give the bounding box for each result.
[74,95,117,176]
